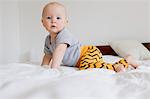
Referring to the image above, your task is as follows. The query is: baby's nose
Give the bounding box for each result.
[51,18,57,23]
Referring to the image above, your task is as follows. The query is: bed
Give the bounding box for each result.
[0,43,150,99]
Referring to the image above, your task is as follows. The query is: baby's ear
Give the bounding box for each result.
[65,20,69,26]
[66,19,69,24]
[41,19,43,23]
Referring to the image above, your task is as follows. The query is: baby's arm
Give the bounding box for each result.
[51,43,67,68]
[41,54,52,66]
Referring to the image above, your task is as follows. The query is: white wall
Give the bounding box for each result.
[66,1,148,44]
[0,3,3,64]
[148,1,150,40]
[0,0,20,64]
[0,0,149,64]
[18,0,148,63]
[19,1,46,63]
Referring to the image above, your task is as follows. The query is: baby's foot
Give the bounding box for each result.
[115,64,125,73]
[125,55,139,69]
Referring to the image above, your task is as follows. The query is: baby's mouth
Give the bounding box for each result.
[51,25,56,28]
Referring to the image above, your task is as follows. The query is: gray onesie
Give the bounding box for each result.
[44,28,82,66]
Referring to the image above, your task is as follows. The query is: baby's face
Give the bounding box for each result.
[42,4,67,34]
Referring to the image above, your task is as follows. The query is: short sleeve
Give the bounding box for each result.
[55,28,77,47]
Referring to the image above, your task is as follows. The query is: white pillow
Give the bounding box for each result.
[109,40,150,60]
[103,55,121,63]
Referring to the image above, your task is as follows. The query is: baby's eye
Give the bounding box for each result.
[46,16,51,19]
[57,17,61,20]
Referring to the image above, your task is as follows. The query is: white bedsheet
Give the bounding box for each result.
[0,58,150,99]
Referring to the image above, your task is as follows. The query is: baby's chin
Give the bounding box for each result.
[50,28,64,34]
[50,29,58,33]
[49,29,59,34]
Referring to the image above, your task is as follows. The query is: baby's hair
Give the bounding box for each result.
[42,2,67,18]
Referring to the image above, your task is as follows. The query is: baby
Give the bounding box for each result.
[41,2,139,72]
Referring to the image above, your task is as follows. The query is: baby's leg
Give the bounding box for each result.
[78,46,123,72]
[78,46,103,70]
[115,64,125,72]
[125,55,139,68]
[79,60,125,72]
[112,58,129,72]
[94,62,125,72]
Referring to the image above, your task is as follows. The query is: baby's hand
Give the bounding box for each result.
[42,65,51,69]
[51,65,60,69]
